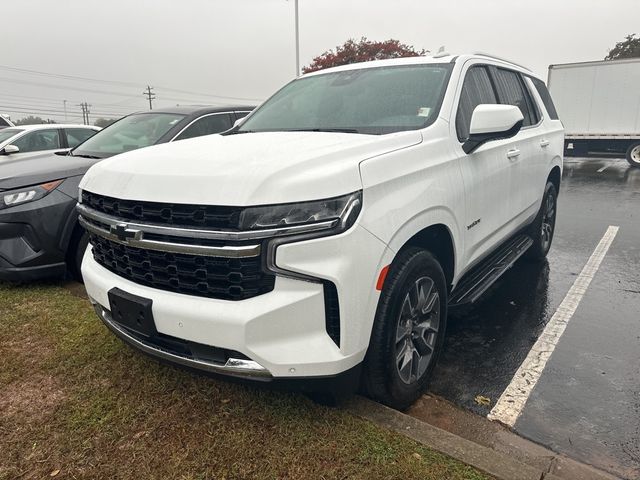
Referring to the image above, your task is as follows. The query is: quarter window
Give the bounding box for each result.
[493,69,539,127]
[175,114,232,141]
[456,66,498,141]
[530,77,559,120]
[12,129,61,153]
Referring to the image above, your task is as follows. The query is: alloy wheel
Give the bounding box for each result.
[395,276,440,385]
[541,190,556,251]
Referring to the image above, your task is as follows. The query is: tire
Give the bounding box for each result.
[69,230,89,283]
[525,181,557,262]
[626,142,640,168]
[362,248,447,410]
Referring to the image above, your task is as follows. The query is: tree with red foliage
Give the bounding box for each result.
[303,37,428,74]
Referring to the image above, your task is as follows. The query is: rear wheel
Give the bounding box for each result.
[626,142,640,168]
[525,181,557,261]
[362,248,447,410]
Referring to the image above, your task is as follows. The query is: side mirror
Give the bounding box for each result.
[1,144,19,155]
[463,105,524,154]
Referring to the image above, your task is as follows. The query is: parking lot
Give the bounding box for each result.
[411,156,640,479]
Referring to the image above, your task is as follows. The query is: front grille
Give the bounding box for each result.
[82,190,244,230]
[90,234,275,301]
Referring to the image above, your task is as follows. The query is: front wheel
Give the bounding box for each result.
[69,230,89,283]
[626,142,640,168]
[362,248,447,410]
[525,181,557,261]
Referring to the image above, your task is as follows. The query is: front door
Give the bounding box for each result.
[453,64,515,268]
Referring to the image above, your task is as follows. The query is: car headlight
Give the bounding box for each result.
[0,179,63,210]
[238,191,362,234]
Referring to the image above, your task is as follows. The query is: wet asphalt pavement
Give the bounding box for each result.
[421,157,640,479]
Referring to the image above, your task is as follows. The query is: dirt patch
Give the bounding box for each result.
[0,375,66,422]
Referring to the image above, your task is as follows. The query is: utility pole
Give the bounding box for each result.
[143,86,156,110]
[77,102,91,125]
[294,0,300,76]
[63,100,68,122]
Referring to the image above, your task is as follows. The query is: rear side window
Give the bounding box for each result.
[66,128,96,148]
[456,66,498,141]
[493,68,539,127]
[175,114,232,141]
[530,77,559,120]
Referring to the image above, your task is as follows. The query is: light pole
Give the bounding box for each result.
[294,0,300,76]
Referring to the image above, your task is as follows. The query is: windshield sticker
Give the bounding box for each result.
[417,107,432,117]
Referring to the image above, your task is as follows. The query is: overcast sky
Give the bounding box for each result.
[2,0,638,123]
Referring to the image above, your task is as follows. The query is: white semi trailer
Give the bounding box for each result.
[548,58,640,167]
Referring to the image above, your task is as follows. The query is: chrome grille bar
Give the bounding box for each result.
[79,216,261,258]
[77,203,338,242]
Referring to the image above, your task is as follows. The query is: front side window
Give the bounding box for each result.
[65,128,97,148]
[73,113,185,158]
[174,114,232,141]
[238,64,453,135]
[0,128,23,144]
[456,66,498,141]
[12,129,61,153]
[493,69,539,127]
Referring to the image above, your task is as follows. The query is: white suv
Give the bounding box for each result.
[78,53,564,409]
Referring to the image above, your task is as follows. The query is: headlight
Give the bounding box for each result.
[238,191,362,234]
[0,179,63,210]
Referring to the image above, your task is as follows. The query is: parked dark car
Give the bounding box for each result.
[0,105,254,282]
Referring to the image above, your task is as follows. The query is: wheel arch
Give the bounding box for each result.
[401,224,455,290]
[548,164,561,193]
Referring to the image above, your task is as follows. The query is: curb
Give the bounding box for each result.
[345,396,619,480]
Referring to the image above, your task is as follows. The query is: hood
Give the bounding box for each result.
[0,152,98,191]
[80,130,422,205]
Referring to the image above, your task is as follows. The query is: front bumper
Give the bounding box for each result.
[83,223,393,379]
[0,190,77,282]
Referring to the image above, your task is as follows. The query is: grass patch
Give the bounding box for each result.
[0,282,490,480]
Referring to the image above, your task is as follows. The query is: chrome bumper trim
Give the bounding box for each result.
[91,301,272,379]
[79,216,261,258]
[77,203,337,241]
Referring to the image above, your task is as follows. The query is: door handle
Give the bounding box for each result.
[540,139,550,148]
[507,149,521,159]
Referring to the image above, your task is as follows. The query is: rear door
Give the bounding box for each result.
[490,67,544,224]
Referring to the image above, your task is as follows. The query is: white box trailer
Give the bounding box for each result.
[548,58,640,167]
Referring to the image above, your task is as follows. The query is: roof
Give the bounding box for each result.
[127,105,256,116]
[4,123,98,131]
[302,52,541,80]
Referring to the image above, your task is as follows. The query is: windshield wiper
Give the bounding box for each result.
[285,128,360,134]
[70,153,102,159]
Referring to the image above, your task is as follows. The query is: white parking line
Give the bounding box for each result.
[488,225,619,427]
[597,165,610,173]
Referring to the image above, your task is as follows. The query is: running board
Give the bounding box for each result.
[449,234,533,308]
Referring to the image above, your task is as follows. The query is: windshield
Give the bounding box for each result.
[0,129,23,144]
[73,112,185,158]
[239,64,453,135]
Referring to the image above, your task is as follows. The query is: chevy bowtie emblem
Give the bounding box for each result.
[110,223,143,242]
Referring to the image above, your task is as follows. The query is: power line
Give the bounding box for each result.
[0,104,123,119]
[0,64,264,102]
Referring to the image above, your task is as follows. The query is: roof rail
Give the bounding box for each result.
[472,52,532,72]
